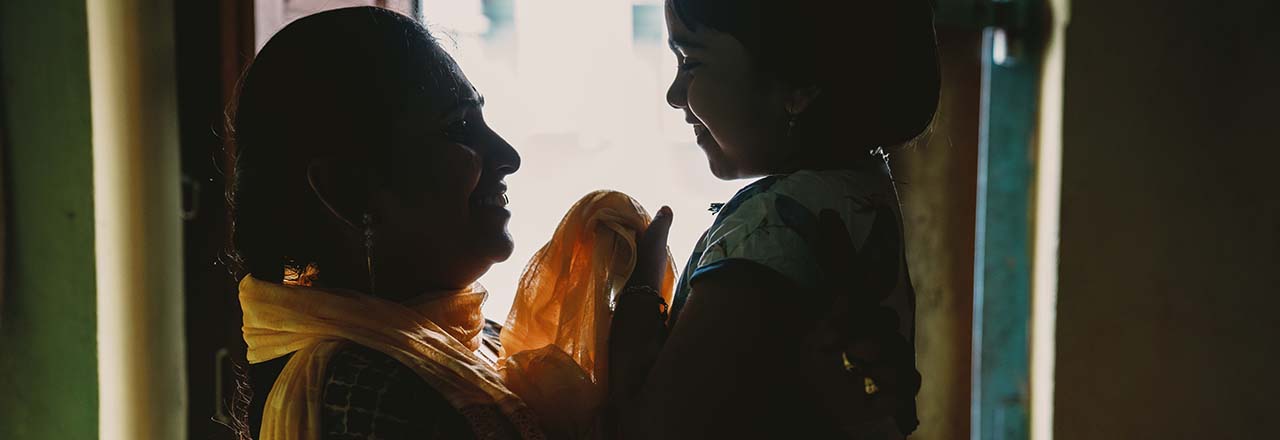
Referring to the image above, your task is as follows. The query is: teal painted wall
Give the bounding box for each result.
[0,1,99,438]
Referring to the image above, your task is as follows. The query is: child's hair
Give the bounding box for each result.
[671,0,940,151]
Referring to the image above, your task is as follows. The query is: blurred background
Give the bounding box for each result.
[1,0,1277,439]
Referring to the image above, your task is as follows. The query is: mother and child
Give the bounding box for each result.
[229,0,940,438]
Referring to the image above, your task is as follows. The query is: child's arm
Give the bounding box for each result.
[627,261,812,438]
[608,209,917,439]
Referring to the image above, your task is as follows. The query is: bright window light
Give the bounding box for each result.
[423,0,741,319]
[265,0,742,319]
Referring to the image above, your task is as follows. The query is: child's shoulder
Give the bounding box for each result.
[761,169,888,210]
[714,169,887,222]
[693,169,898,288]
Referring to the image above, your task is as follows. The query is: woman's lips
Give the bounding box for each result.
[471,183,509,210]
[474,192,508,208]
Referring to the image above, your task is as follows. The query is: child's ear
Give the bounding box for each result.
[785,85,823,116]
[306,157,370,230]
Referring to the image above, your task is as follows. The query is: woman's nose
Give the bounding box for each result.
[486,131,520,176]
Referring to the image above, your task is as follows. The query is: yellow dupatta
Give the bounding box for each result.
[240,278,543,440]
[500,190,675,438]
[239,190,672,440]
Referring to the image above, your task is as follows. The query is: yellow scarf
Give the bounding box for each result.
[240,190,672,440]
[240,277,543,439]
[500,191,675,438]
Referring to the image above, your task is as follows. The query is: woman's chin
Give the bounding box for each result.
[481,231,516,263]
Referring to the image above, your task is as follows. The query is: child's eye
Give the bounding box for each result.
[677,59,703,72]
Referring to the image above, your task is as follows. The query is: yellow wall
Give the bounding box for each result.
[87,0,188,438]
[896,28,984,440]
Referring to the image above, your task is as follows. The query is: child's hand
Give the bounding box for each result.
[626,206,673,293]
[609,206,673,405]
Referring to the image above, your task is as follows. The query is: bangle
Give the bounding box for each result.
[615,285,668,317]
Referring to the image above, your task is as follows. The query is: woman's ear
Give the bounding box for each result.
[785,85,823,116]
[306,157,369,231]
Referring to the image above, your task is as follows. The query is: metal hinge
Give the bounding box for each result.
[180,174,201,221]
[934,0,1043,65]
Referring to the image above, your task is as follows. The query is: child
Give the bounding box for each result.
[609,0,939,437]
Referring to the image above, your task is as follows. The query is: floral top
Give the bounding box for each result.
[667,157,919,434]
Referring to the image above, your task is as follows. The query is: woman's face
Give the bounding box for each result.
[371,52,521,290]
[664,0,790,180]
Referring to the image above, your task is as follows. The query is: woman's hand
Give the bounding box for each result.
[806,209,920,438]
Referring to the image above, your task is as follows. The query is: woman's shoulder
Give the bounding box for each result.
[320,342,475,440]
[694,168,899,289]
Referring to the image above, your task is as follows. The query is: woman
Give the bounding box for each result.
[229,7,540,439]
[609,0,938,438]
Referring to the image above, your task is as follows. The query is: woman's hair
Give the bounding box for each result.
[225,7,452,438]
[671,0,940,150]
[229,7,453,284]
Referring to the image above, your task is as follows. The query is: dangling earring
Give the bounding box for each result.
[363,212,376,294]
[787,112,799,138]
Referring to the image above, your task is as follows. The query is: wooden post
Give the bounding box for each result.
[87,0,188,438]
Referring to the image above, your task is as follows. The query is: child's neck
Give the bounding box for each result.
[774,144,876,174]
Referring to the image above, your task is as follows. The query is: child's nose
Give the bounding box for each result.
[666,76,689,109]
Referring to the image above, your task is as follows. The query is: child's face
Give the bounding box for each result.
[664,1,793,180]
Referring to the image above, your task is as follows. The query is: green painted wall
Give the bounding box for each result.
[0,1,99,439]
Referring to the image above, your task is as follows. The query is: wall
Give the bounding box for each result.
[895,28,983,440]
[0,1,99,438]
[87,0,189,437]
[1056,0,1280,438]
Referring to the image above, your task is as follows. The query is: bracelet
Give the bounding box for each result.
[614,285,669,317]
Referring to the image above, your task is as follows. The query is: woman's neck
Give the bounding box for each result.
[312,265,476,303]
